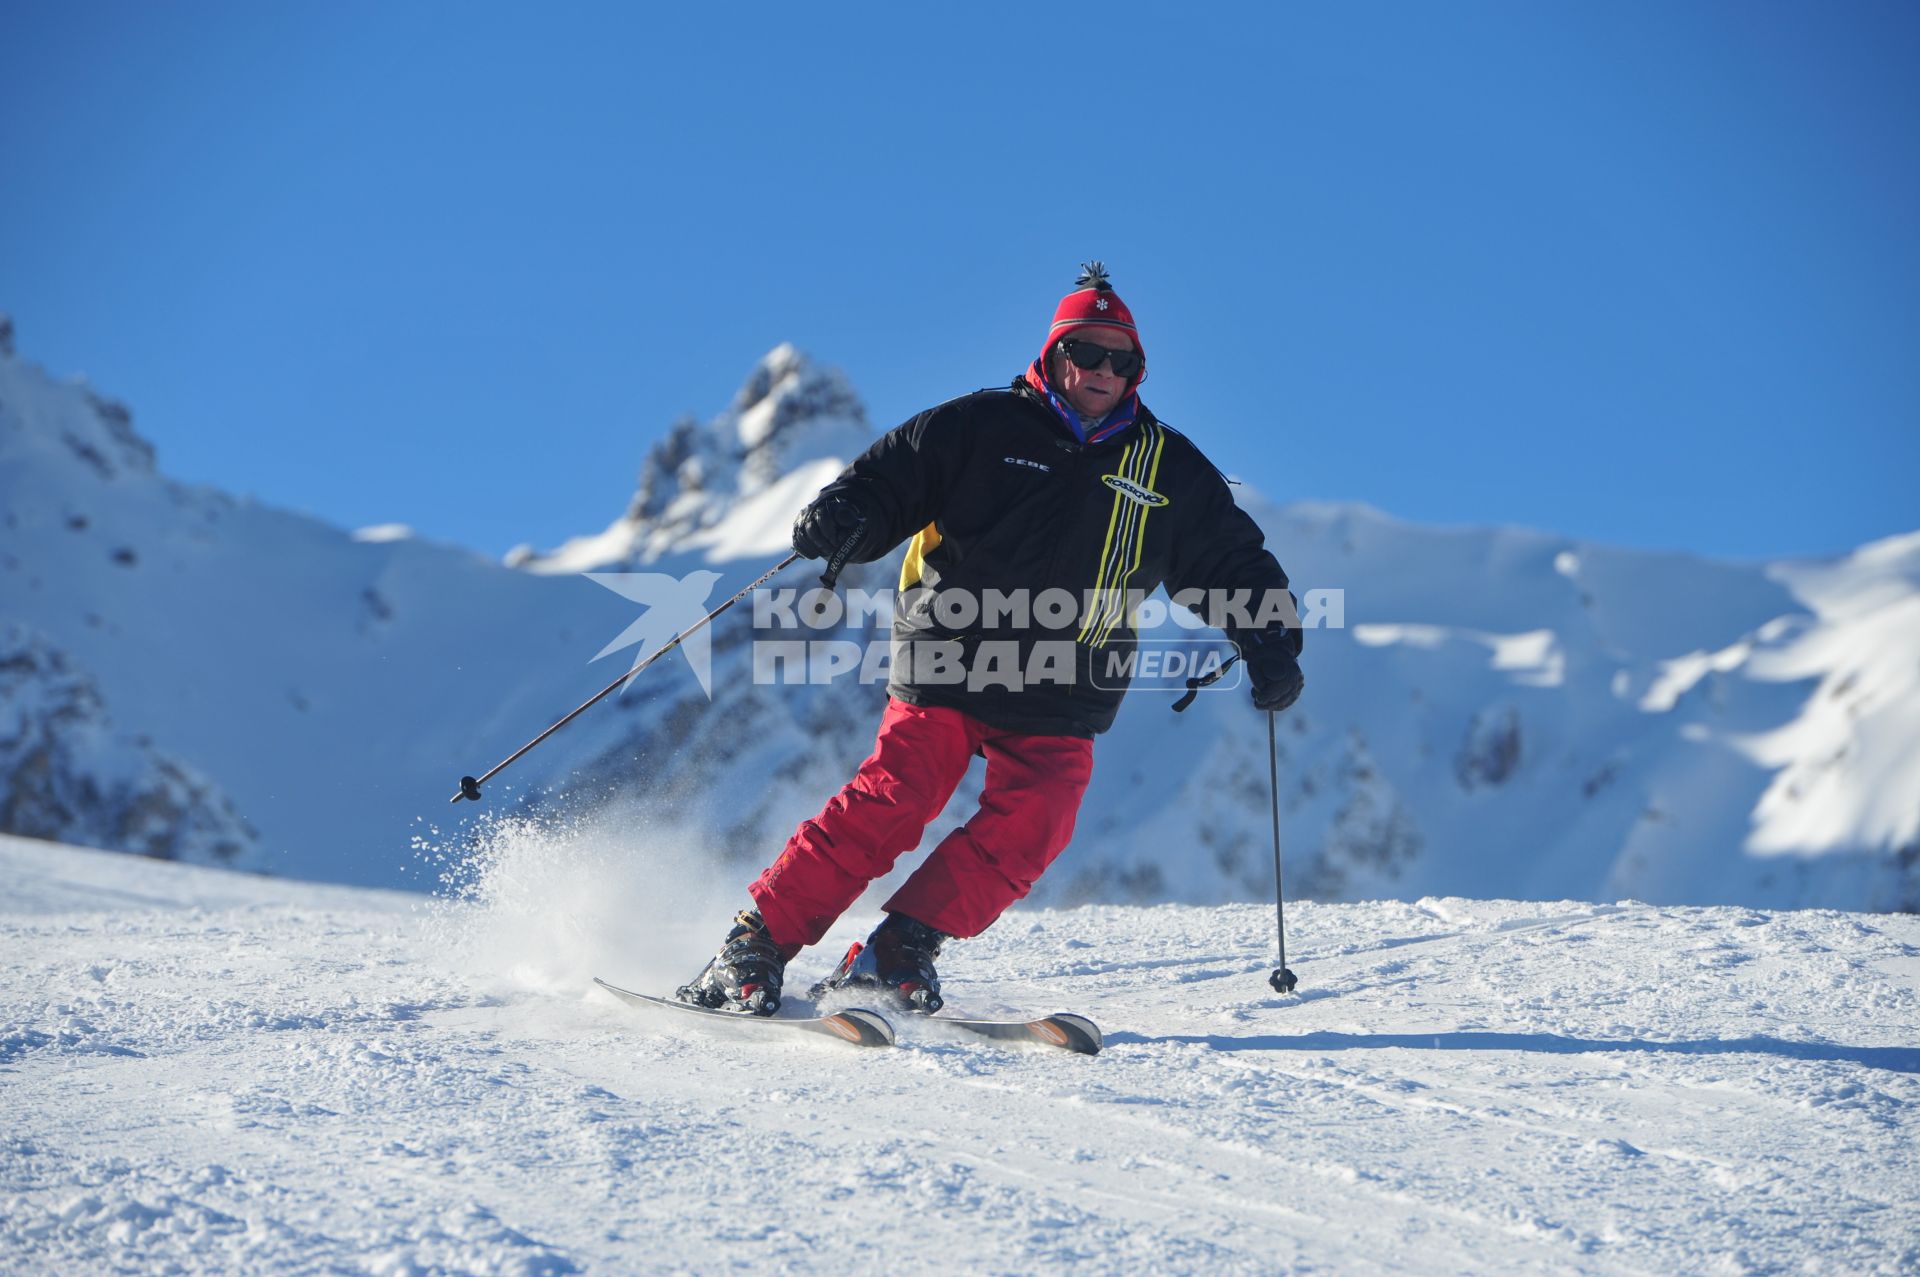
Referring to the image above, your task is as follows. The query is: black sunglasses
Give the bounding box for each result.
[1057,337,1142,379]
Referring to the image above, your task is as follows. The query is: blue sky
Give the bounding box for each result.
[4,2,1915,563]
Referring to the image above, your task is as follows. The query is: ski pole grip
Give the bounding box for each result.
[819,520,866,588]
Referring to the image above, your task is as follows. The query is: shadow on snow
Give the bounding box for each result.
[1105,1029,1920,1074]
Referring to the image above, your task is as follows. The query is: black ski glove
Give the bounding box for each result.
[792,491,884,563]
[1241,631,1304,713]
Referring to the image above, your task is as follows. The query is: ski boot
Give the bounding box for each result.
[810,912,948,1013]
[675,909,788,1016]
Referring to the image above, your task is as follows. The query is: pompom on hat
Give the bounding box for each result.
[1040,261,1143,377]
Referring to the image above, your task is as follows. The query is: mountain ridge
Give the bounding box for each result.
[1,327,1912,909]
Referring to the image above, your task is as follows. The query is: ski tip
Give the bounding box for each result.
[827,1007,897,1048]
[1038,1014,1103,1055]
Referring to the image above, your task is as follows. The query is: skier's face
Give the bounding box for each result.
[1050,328,1135,420]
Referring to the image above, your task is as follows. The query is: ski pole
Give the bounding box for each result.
[450,549,814,804]
[1267,709,1298,994]
[1170,654,1298,992]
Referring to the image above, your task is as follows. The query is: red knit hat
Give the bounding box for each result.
[1041,261,1144,375]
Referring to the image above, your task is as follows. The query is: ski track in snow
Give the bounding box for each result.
[2,835,1917,1275]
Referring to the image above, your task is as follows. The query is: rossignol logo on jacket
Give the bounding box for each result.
[1099,474,1168,507]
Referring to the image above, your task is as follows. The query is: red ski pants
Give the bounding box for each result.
[749,698,1095,952]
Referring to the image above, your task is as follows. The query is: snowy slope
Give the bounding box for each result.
[2,328,1915,909]
[3,834,1917,1275]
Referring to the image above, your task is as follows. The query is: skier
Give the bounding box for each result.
[676,263,1304,1016]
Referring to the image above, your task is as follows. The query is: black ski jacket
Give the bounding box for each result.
[821,378,1299,737]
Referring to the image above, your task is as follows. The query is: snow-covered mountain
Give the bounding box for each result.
[2,321,1915,909]
[0,623,255,865]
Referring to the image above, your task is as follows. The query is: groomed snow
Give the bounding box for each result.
[3,832,1916,1275]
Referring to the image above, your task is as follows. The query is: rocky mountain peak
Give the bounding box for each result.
[0,624,257,866]
[517,346,871,571]
[646,342,868,508]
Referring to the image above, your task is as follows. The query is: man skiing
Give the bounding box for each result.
[676,263,1304,1016]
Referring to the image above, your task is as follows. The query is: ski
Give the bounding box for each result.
[932,1011,1103,1056]
[592,977,896,1048]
